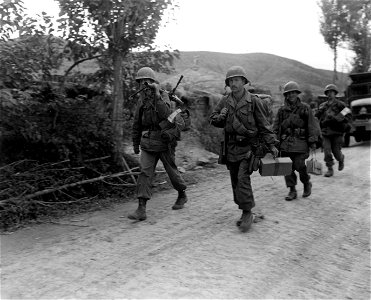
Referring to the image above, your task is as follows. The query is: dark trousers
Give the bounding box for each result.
[227,159,255,211]
[323,135,344,167]
[137,148,186,200]
[281,152,310,188]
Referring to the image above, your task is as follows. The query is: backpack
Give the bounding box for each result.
[254,94,273,125]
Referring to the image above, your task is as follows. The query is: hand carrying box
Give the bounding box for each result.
[259,154,292,176]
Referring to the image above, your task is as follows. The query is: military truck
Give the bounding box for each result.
[343,72,371,147]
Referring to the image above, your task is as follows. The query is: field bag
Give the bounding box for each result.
[259,153,292,176]
[306,151,322,175]
[140,131,169,152]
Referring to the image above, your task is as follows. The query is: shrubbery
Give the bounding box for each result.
[1,84,115,164]
[0,83,138,230]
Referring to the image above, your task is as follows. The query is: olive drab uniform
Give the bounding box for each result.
[210,91,277,212]
[273,97,319,192]
[132,90,187,201]
[315,84,351,176]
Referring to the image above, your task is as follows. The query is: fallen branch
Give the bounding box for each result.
[0,159,36,171]
[0,171,137,205]
[83,156,111,163]
[122,156,137,184]
[34,195,98,205]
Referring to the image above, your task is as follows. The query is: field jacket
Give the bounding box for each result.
[132,90,174,152]
[315,99,352,136]
[273,98,319,153]
[210,90,277,162]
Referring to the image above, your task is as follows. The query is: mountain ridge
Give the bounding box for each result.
[159,51,348,98]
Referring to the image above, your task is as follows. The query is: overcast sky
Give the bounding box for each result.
[23,0,354,72]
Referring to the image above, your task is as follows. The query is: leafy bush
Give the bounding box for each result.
[1,83,114,165]
[0,82,141,230]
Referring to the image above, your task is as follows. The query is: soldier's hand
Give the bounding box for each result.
[220,107,228,119]
[134,145,140,154]
[270,145,279,158]
[310,143,317,151]
[146,82,160,92]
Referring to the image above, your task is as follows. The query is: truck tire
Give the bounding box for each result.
[354,133,363,142]
[362,133,371,141]
[343,133,350,147]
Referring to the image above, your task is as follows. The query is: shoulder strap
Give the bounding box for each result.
[250,94,257,112]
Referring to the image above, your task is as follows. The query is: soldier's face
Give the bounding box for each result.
[285,91,298,102]
[326,90,336,99]
[229,77,245,93]
[139,78,154,88]
[139,79,155,97]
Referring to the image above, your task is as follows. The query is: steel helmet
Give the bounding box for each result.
[225,66,249,86]
[324,84,339,95]
[135,67,157,83]
[283,81,301,95]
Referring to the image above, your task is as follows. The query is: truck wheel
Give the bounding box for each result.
[354,133,363,142]
[343,133,350,147]
[362,133,371,141]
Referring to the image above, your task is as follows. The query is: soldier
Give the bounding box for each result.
[310,101,319,116]
[315,84,351,177]
[128,67,187,221]
[210,66,278,232]
[273,81,319,201]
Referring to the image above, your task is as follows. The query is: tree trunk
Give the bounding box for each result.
[112,52,124,167]
[333,45,338,83]
[111,19,125,168]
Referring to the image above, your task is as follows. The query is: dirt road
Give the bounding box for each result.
[1,141,370,299]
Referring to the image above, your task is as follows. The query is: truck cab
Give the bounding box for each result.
[344,72,371,146]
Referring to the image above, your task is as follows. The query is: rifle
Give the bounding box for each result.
[129,85,147,99]
[166,75,184,106]
[218,129,228,165]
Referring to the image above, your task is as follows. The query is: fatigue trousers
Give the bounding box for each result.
[227,159,255,212]
[281,151,310,188]
[136,148,187,200]
[323,135,344,167]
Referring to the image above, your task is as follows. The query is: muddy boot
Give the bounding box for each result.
[285,187,297,201]
[324,166,334,177]
[172,190,188,210]
[338,155,345,171]
[302,181,312,198]
[239,210,254,232]
[128,198,147,221]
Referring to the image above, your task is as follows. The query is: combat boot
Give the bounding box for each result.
[236,211,243,227]
[324,166,334,177]
[285,186,297,201]
[172,190,188,210]
[338,155,345,171]
[239,210,254,232]
[127,198,147,221]
[303,181,312,198]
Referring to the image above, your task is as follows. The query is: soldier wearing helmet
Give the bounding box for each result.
[129,67,187,221]
[315,84,352,177]
[210,66,278,232]
[273,81,320,201]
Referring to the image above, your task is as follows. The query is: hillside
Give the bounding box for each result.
[158,51,348,99]
[58,50,348,101]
